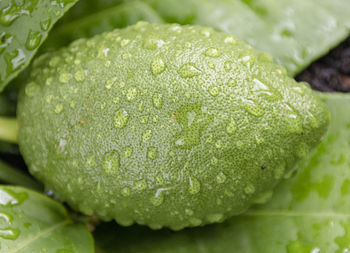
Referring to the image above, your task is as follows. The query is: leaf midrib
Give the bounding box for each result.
[9,219,72,253]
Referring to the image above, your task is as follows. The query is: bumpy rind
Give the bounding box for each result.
[18,22,329,230]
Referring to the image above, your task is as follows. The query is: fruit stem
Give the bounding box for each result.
[0,160,43,191]
[0,116,18,144]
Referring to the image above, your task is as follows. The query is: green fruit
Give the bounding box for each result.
[18,22,329,230]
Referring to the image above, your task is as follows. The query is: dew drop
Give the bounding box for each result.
[200,28,212,37]
[54,104,64,114]
[185,209,193,216]
[152,93,163,109]
[150,190,164,206]
[114,109,129,129]
[4,49,25,75]
[226,119,237,135]
[0,228,20,240]
[142,129,153,141]
[151,56,166,75]
[25,30,42,50]
[210,157,218,165]
[85,155,96,167]
[25,82,39,97]
[105,77,117,89]
[224,61,233,72]
[0,212,12,223]
[121,187,130,197]
[224,36,237,44]
[139,115,149,124]
[208,86,220,97]
[0,188,28,206]
[102,150,120,174]
[147,146,158,160]
[244,184,255,194]
[143,37,165,50]
[49,56,60,67]
[188,176,201,195]
[59,72,71,84]
[243,100,264,117]
[122,146,133,158]
[120,39,130,47]
[126,87,138,101]
[216,172,226,184]
[227,78,236,87]
[178,63,201,78]
[206,213,223,223]
[40,18,51,31]
[134,180,147,191]
[74,70,85,82]
[204,47,221,58]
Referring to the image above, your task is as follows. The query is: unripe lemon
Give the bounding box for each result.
[18,22,329,230]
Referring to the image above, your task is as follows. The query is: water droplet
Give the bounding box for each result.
[74,70,85,82]
[25,82,39,97]
[105,77,117,89]
[126,87,138,101]
[150,190,164,206]
[122,146,133,158]
[142,129,153,141]
[215,140,223,149]
[204,47,221,57]
[25,30,42,50]
[147,146,158,160]
[49,56,60,67]
[55,104,63,114]
[0,188,28,206]
[114,109,129,129]
[185,209,193,216]
[189,218,202,226]
[174,104,214,149]
[121,187,130,197]
[0,212,12,223]
[59,72,71,84]
[185,42,192,49]
[85,155,96,167]
[143,37,165,50]
[188,176,200,195]
[0,228,20,240]
[178,63,201,78]
[200,28,212,37]
[210,157,218,165]
[244,184,255,194]
[40,18,51,31]
[4,49,25,75]
[206,213,223,223]
[216,172,226,184]
[151,56,166,75]
[208,86,220,97]
[102,150,120,174]
[139,115,149,124]
[227,78,236,87]
[226,119,237,135]
[243,100,264,117]
[134,180,147,191]
[224,36,237,44]
[152,93,163,109]
[224,61,233,72]
[152,115,159,123]
[120,39,130,47]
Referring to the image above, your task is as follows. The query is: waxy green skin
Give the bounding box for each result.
[18,22,329,230]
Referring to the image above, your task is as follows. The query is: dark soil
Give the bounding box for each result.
[296,36,350,92]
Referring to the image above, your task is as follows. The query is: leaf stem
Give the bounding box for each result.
[0,116,18,144]
[0,159,43,191]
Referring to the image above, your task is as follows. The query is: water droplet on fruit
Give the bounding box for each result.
[178,63,201,78]
[121,187,130,197]
[143,37,165,50]
[151,56,166,75]
[0,188,28,206]
[204,47,221,57]
[55,104,63,114]
[142,129,153,141]
[120,39,130,47]
[25,82,39,97]
[102,150,120,174]
[25,30,42,50]
[224,61,233,72]
[224,36,237,44]
[226,119,237,135]
[126,87,138,101]
[152,93,163,109]
[40,18,51,31]
[114,109,129,129]
[59,72,71,83]
[243,100,264,117]
[206,213,223,223]
[208,86,220,97]
[74,70,85,82]
[85,155,96,167]
[216,172,226,184]
[4,49,26,75]
[0,212,12,223]
[134,180,147,191]
[188,176,201,195]
[150,190,164,206]
[147,146,158,160]
[244,184,255,194]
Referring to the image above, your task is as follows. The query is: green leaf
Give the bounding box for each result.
[0,0,78,92]
[0,185,94,253]
[144,0,350,75]
[94,92,350,252]
[42,0,164,51]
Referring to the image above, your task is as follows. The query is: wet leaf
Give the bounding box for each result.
[0,185,93,253]
[94,93,350,252]
[0,0,78,92]
[144,0,350,75]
